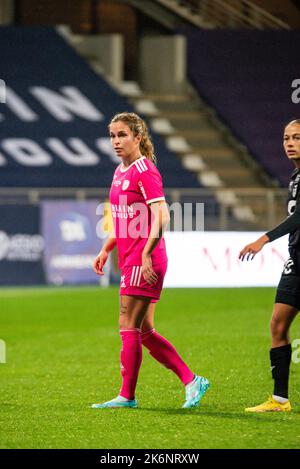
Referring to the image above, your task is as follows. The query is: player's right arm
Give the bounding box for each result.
[239,191,300,261]
[93,230,117,276]
[239,234,270,261]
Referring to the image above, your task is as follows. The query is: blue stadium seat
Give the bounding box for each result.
[0,26,200,189]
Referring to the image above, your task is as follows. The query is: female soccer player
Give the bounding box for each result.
[92,112,209,409]
[239,119,300,412]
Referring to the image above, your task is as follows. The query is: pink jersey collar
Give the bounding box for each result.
[119,156,146,173]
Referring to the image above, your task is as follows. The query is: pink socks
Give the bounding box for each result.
[141,328,194,385]
[118,327,194,400]
[119,328,142,400]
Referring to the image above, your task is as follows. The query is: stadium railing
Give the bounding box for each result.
[154,0,290,29]
[0,186,287,231]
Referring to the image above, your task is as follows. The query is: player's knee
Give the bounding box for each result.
[119,306,128,329]
[270,317,288,340]
[119,309,140,330]
[141,320,154,334]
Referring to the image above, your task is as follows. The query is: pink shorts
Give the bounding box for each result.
[120,262,168,302]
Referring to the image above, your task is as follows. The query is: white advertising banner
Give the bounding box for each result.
[164,232,289,288]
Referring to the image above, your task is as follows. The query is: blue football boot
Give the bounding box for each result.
[91,396,137,409]
[182,375,210,409]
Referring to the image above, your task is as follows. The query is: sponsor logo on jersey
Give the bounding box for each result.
[113,180,121,187]
[111,203,134,219]
[122,180,130,191]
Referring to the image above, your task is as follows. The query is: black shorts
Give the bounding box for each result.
[275,254,300,310]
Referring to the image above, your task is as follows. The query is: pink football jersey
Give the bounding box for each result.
[109,156,168,268]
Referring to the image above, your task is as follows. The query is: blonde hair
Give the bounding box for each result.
[109,112,157,165]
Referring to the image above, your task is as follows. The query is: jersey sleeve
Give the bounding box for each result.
[266,204,300,241]
[136,160,165,205]
[266,183,300,242]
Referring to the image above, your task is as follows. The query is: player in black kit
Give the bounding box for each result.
[239,119,300,412]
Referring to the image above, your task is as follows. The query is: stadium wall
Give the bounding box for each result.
[0,199,288,288]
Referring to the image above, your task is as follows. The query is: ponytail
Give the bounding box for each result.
[139,119,156,165]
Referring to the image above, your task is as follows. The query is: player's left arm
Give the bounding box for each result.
[239,234,270,261]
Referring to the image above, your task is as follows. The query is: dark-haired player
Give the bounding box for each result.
[239,119,300,412]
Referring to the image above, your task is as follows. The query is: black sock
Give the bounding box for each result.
[269,344,292,399]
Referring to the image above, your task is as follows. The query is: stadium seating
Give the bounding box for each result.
[182,28,300,186]
[0,26,200,189]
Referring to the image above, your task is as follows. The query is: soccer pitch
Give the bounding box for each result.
[0,286,299,449]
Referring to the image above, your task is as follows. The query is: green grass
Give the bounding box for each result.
[0,286,300,449]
